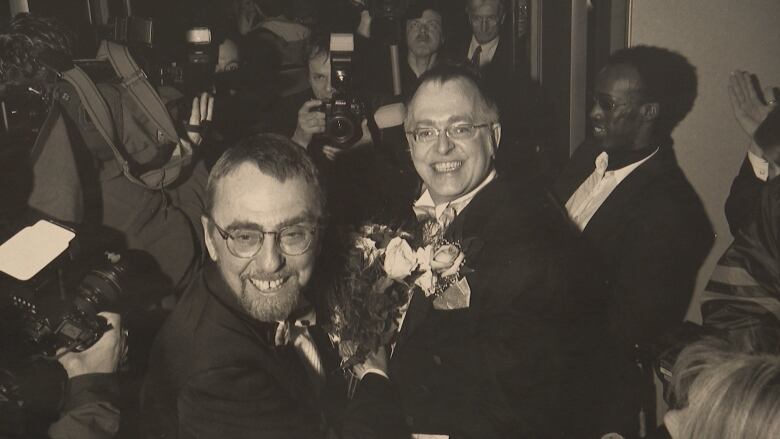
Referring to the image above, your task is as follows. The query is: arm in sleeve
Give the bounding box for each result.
[726,154,768,235]
[48,373,120,439]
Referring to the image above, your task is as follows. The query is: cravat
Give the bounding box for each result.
[470,45,482,67]
[275,312,325,394]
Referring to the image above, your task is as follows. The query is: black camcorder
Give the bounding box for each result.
[314,34,366,148]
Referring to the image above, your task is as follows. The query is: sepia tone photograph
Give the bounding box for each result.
[1,1,779,438]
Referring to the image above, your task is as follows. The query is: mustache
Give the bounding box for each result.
[240,269,295,283]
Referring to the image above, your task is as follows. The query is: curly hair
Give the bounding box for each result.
[0,13,75,85]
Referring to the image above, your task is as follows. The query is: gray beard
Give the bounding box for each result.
[238,280,301,322]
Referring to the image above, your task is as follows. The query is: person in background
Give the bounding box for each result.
[724,70,778,235]
[551,45,714,438]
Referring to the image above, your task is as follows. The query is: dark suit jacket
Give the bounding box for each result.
[446,34,542,180]
[725,155,766,235]
[551,140,714,434]
[390,177,615,438]
[141,262,405,439]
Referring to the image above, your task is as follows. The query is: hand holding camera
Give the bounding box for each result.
[293,99,328,148]
[57,312,125,378]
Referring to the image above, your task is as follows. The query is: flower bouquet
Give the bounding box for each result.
[324,222,468,370]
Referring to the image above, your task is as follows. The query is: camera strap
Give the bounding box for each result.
[56,41,191,190]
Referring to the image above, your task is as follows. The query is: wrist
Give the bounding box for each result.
[292,129,312,149]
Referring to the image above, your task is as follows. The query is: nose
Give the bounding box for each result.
[254,234,284,273]
[589,100,603,121]
[435,130,455,155]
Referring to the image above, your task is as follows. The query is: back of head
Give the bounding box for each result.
[606,45,697,137]
[670,337,780,439]
[205,133,325,216]
[0,13,75,86]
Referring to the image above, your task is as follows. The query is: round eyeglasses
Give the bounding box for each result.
[209,218,319,258]
[405,122,495,144]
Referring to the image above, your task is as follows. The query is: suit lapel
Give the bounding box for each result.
[551,140,603,204]
[395,180,500,351]
[582,148,677,242]
[204,264,315,404]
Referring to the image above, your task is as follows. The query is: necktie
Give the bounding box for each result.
[470,45,482,67]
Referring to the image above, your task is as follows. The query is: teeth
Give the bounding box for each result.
[250,277,285,291]
[433,161,462,172]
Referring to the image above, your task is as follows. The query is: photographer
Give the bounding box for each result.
[273,33,391,225]
[0,13,211,293]
[48,312,124,439]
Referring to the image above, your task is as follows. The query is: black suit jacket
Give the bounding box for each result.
[447,34,541,179]
[725,155,766,235]
[141,262,405,439]
[390,177,615,438]
[551,140,714,434]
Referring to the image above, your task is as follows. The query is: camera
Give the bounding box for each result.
[0,221,163,358]
[366,0,409,21]
[155,26,218,92]
[0,84,52,149]
[314,34,366,148]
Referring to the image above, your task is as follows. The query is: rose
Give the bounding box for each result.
[353,236,379,265]
[415,270,436,296]
[431,244,465,278]
[383,237,418,280]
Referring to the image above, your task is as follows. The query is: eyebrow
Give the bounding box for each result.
[224,213,318,232]
[414,115,472,127]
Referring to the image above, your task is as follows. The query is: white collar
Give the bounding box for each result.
[414,169,498,218]
[468,35,500,55]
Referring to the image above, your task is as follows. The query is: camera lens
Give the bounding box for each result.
[328,115,356,145]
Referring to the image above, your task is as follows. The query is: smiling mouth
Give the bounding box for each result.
[432,161,462,173]
[248,276,289,295]
[592,126,606,136]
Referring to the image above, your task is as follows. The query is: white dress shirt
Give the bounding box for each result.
[467,35,500,68]
[747,148,776,182]
[565,149,658,231]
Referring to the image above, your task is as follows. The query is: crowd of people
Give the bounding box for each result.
[1,1,779,438]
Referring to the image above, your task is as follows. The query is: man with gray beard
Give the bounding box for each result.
[141,134,405,438]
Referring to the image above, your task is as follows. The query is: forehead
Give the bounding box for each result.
[596,64,643,97]
[212,163,318,225]
[308,53,330,74]
[218,39,239,62]
[408,9,442,24]
[409,79,480,125]
[470,0,500,15]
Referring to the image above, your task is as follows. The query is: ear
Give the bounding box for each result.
[491,123,502,154]
[641,102,659,122]
[201,216,219,262]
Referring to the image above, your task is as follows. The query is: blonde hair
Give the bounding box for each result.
[670,337,780,439]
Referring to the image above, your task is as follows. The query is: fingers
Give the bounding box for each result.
[297,99,326,134]
[764,86,778,106]
[186,92,214,145]
[322,145,341,161]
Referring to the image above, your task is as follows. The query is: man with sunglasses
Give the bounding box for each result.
[392,63,612,437]
[141,134,405,438]
[552,46,714,438]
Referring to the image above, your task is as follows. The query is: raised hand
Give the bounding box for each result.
[292,99,326,148]
[728,70,777,139]
[186,92,215,146]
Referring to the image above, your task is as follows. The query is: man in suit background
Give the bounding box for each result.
[141,134,404,438]
[447,0,536,180]
[393,63,613,438]
[552,46,714,438]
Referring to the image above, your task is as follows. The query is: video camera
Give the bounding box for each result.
[315,34,366,148]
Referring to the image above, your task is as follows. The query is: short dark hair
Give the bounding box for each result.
[306,32,330,63]
[0,13,75,85]
[755,105,780,150]
[205,133,326,217]
[606,45,697,136]
[403,0,446,31]
[404,62,500,128]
